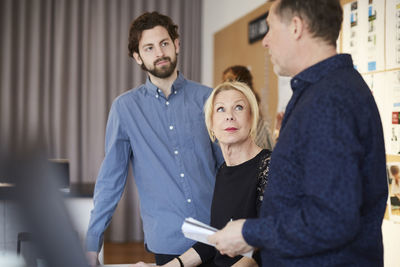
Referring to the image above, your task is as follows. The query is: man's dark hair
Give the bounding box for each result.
[223,65,254,91]
[390,165,399,176]
[222,65,260,103]
[271,0,342,46]
[128,11,179,58]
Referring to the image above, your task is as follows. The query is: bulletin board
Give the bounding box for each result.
[341,0,400,161]
[340,0,400,224]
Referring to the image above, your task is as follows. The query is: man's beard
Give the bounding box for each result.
[141,54,178,79]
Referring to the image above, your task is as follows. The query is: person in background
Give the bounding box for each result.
[390,165,400,206]
[209,0,388,266]
[132,81,271,267]
[222,65,274,151]
[85,11,223,266]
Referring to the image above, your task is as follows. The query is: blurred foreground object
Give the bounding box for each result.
[0,144,89,267]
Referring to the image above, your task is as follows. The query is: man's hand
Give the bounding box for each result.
[86,251,100,267]
[208,219,253,257]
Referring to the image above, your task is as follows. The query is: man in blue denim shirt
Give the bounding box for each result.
[86,12,223,266]
[209,0,388,266]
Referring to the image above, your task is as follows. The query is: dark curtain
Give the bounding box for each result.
[0,0,203,241]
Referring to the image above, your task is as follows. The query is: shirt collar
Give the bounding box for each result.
[145,71,186,96]
[291,54,353,92]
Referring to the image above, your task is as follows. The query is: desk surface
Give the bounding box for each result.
[65,183,95,198]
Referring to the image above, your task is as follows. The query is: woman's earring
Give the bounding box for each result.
[211,130,215,139]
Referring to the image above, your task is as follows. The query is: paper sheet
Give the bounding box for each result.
[181,217,253,258]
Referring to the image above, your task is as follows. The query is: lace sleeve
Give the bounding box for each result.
[256,150,272,215]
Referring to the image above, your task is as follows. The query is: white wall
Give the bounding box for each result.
[201,0,266,87]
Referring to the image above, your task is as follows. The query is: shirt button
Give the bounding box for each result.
[174,91,177,94]
[169,125,174,130]
[174,150,179,155]
[155,94,159,98]
[180,173,185,178]
[158,89,161,93]
[187,199,191,203]
[166,101,170,105]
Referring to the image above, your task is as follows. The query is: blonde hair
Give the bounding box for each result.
[204,81,259,142]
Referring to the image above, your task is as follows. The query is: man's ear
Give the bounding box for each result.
[174,38,180,54]
[290,16,305,41]
[133,52,143,65]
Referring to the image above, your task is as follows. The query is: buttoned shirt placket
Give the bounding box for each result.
[158,86,195,212]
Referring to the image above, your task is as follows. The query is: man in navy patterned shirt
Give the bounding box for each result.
[209,0,388,266]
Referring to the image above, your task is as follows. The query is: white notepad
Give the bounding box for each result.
[181,217,253,258]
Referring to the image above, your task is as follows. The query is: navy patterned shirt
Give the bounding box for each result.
[243,54,388,266]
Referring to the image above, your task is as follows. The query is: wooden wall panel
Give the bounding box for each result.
[213,2,277,125]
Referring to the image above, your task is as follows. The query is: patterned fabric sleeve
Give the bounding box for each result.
[256,149,272,215]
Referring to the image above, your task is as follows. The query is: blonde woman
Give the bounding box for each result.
[132,81,271,267]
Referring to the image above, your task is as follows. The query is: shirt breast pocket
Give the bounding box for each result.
[184,117,211,150]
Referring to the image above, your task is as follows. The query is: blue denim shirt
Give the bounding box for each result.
[243,54,388,266]
[86,73,223,254]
